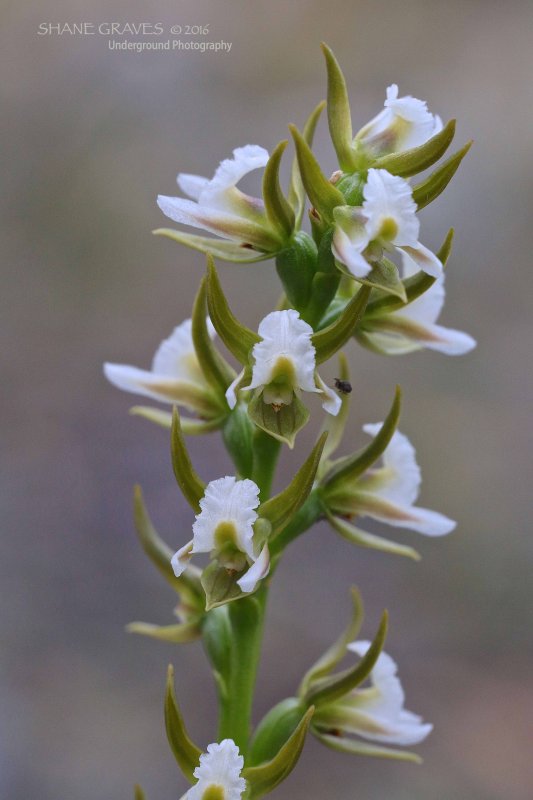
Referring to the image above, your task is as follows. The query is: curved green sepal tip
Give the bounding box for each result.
[289,124,345,223]
[262,140,295,239]
[312,284,371,363]
[372,119,456,178]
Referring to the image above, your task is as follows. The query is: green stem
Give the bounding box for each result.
[251,430,281,500]
[217,588,268,757]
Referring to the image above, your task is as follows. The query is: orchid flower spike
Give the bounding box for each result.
[359,256,477,356]
[355,84,443,157]
[314,641,433,747]
[171,477,270,594]
[226,309,341,416]
[325,424,456,538]
[185,739,246,800]
[157,145,287,259]
[332,168,443,280]
[103,318,224,419]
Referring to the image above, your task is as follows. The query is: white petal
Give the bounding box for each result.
[420,324,477,355]
[363,170,419,245]
[171,540,194,577]
[192,477,260,559]
[151,319,205,382]
[398,243,442,278]
[177,173,210,200]
[361,425,421,506]
[332,206,372,278]
[315,373,342,416]
[396,275,445,327]
[237,544,270,593]
[103,363,201,405]
[189,739,246,800]
[249,310,317,394]
[356,493,456,536]
[207,145,269,193]
[157,195,253,242]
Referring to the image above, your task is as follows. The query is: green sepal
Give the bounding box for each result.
[289,101,326,228]
[130,406,225,434]
[126,620,202,643]
[412,142,472,210]
[192,277,235,395]
[312,284,371,363]
[299,586,363,696]
[164,665,203,782]
[223,404,255,478]
[201,560,250,611]
[249,698,308,766]
[206,257,260,364]
[275,231,318,310]
[133,485,202,597]
[289,124,345,223]
[304,611,388,706]
[247,390,310,449]
[321,43,358,171]
[202,605,232,701]
[171,407,206,513]
[322,386,401,489]
[153,228,268,263]
[362,229,454,318]
[242,706,315,799]
[356,258,407,302]
[326,511,421,561]
[313,731,422,763]
[259,432,327,534]
[262,140,295,239]
[134,785,147,800]
[372,119,456,177]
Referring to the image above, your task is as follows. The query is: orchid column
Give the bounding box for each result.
[105,44,475,800]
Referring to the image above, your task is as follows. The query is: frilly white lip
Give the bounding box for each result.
[225,310,341,416]
[171,476,270,594]
[103,318,217,410]
[187,739,246,800]
[355,83,443,155]
[332,169,443,281]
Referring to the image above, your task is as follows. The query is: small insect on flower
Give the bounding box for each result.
[334,378,352,395]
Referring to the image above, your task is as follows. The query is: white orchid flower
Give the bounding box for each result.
[103,318,223,418]
[360,253,477,355]
[332,168,443,280]
[171,476,269,594]
[157,145,285,257]
[226,310,341,416]
[314,641,433,747]
[328,424,456,537]
[184,739,246,800]
[355,84,443,157]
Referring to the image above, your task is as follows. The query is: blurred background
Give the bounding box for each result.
[2,1,532,798]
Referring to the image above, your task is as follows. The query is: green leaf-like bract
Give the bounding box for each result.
[164,665,203,782]
[412,142,472,210]
[289,124,345,223]
[260,432,328,533]
[304,611,388,705]
[262,140,295,238]
[312,284,371,363]
[206,257,260,364]
[242,706,315,798]
[192,277,235,395]
[323,386,401,489]
[289,101,326,227]
[171,407,206,512]
[321,43,357,171]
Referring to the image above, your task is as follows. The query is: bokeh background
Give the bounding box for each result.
[2,1,532,798]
